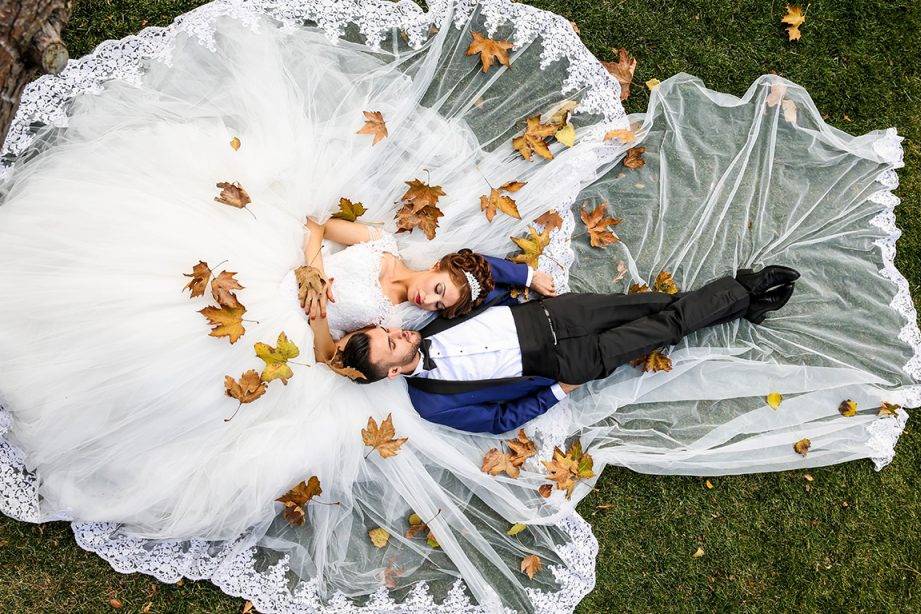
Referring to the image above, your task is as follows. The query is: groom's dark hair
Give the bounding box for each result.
[340,331,387,383]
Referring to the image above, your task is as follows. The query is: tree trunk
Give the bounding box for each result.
[0,0,74,148]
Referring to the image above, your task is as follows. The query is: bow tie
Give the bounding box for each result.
[419,338,438,371]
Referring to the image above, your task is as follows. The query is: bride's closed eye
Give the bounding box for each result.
[435,283,445,310]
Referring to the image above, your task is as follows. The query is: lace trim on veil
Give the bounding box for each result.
[0,0,612,611]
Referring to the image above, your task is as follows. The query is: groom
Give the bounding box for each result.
[338,266,799,434]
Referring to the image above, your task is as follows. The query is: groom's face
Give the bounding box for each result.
[366,326,422,378]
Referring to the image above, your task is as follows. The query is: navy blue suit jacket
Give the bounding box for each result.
[406,256,562,434]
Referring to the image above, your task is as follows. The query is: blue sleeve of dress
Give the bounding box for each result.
[425,387,561,434]
[483,255,529,288]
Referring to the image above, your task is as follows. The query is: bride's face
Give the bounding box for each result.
[407,269,462,312]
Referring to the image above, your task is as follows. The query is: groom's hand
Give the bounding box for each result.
[558,382,580,395]
[530,270,557,296]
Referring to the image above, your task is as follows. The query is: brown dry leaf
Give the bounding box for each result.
[356,110,388,145]
[569,20,580,34]
[548,101,579,129]
[499,179,527,193]
[512,114,559,161]
[211,270,244,308]
[254,331,300,385]
[603,128,636,143]
[580,203,622,248]
[510,226,552,268]
[509,286,530,301]
[225,370,267,406]
[781,5,806,41]
[630,349,672,373]
[183,260,211,298]
[400,178,446,213]
[506,429,537,467]
[541,442,594,498]
[481,448,521,478]
[613,260,628,283]
[623,146,646,170]
[109,599,123,609]
[395,203,444,240]
[214,181,251,208]
[766,81,787,107]
[838,399,858,417]
[629,282,650,294]
[879,402,901,417]
[538,484,553,498]
[200,303,246,343]
[653,270,680,294]
[406,513,427,539]
[327,347,368,381]
[230,136,241,151]
[781,99,798,124]
[601,48,637,102]
[294,265,328,310]
[276,475,322,526]
[534,210,563,233]
[142,603,152,614]
[465,31,513,72]
[480,187,522,222]
[368,527,390,549]
[793,438,811,456]
[520,554,542,579]
[382,561,402,589]
[331,197,367,222]
[362,413,408,458]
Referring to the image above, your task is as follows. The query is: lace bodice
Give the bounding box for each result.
[282,232,415,339]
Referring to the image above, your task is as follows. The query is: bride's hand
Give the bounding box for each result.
[303,277,335,319]
[530,270,557,296]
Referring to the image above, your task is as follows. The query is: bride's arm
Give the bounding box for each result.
[323,218,382,245]
[310,316,338,363]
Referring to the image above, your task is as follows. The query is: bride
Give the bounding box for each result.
[0,0,916,612]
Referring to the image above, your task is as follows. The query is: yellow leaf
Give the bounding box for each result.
[793,438,811,456]
[705,479,714,489]
[368,527,390,549]
[331,197,367,222]
[480,187,522,222]
[781,5,806,41]
[692,547,705,558]
[200,303,246,344]
[555,122,576,147]
[254,331,301,385]
[766,392,783,409]
[838,399,857,417]
[512,114,559,161]
[645,78,661,91]
[426,530,440,549]
[510,226,551,268]
[230,136,241,151]
[507,523,527,536]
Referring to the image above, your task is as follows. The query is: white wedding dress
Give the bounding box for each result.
[0,0,916,612]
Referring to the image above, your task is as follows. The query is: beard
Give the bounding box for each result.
[398,331,422,366]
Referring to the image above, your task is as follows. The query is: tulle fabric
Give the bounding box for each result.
[0,0,915,612]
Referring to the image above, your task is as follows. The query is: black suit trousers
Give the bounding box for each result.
[512,276,750,384]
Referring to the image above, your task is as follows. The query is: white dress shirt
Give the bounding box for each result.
[409,306,566,400]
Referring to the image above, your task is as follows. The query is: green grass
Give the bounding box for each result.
[2,0,919,611]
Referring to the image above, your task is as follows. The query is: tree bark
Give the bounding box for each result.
[0,0,74,149]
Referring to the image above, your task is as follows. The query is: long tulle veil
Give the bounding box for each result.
[0,0,915,612]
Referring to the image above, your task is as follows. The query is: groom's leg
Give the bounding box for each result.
[542,289,690,337]
[554,276,750,383]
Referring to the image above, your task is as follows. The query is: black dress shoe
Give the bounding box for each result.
[735,265,800,296]
[745,282,795,324]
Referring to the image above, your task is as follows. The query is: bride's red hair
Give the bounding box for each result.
[436,249,495,318]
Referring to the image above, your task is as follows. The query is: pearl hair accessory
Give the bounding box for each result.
[462,270,482,301]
